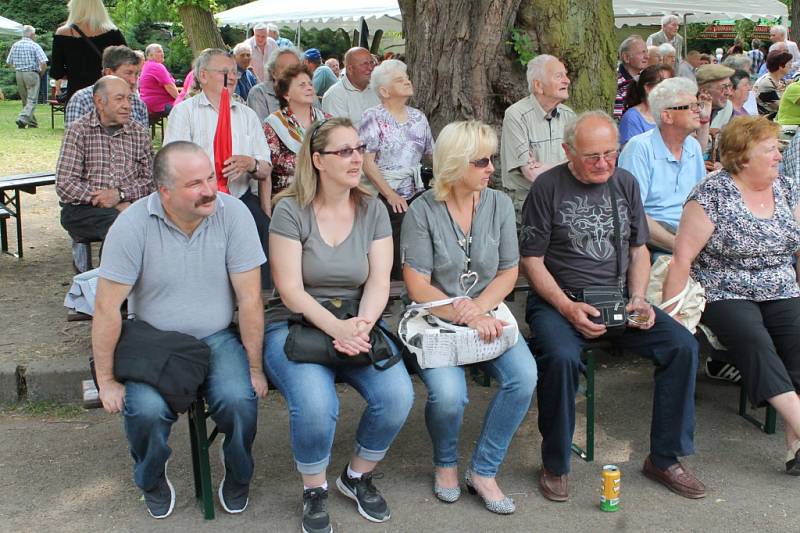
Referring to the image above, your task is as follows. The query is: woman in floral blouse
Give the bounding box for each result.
[262,64,329,211]
[663,116,800,475]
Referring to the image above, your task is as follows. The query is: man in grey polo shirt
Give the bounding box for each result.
[92,141,267,519]
[501,54,576,218]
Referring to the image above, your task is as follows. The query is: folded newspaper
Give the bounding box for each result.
[64,268,100,316]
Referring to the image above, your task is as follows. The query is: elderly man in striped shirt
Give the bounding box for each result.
[5,25,47,128]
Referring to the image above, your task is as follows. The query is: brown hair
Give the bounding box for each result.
[719,115,780,174]
[275,63,311,108]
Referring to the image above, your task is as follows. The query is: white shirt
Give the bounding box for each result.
[245,36,277,83]
[321,75,380,127]
[164,92,271,199]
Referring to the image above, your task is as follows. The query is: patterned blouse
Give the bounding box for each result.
[263,107,329,195]
[689,169,800,302]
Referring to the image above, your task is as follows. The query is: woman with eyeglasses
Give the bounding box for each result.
[400,120,537,514]
[358,59,434,279]
[262,64,330,212]
[263,117,413,533]
[663,115,800,476]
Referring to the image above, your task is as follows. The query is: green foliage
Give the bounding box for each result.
[282,26,352,60]
[508,28,536,66]
[0,0,68,33]
[2,400,83,418]
[735,19,756,44]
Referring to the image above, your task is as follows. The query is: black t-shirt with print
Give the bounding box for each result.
[519,162,649,291]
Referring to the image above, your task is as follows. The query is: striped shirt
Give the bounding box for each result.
[614,64,635,120]
[56,111,154,205]
[6,37,47,72]
[65,84,149,128]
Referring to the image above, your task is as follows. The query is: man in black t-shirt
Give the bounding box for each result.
[519,111,705,502]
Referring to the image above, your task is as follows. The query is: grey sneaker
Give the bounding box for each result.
[335,468,390,523]
[218,436,249,513]
[143,461,175,519]
[302,487,332,533]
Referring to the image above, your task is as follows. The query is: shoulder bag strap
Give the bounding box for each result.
[606,178,624,291]
[71,24,103,58]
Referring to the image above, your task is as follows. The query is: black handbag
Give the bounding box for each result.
[284,299,401,371]
[579,180,628,332]
[112,319,211,413]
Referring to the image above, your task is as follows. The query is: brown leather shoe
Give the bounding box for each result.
[538,468,568,502]
[642,456,706,499]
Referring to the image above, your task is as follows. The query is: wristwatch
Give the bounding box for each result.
[117,188,126,202]
[250,159,259,174]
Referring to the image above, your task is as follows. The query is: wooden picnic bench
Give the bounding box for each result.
[0,171,56,257]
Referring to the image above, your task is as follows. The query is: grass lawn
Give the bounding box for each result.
[0,100,64,175]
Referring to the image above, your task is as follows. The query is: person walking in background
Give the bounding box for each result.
[51,0,126,103]
[6,25,47,128]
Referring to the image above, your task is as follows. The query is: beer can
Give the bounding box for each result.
[600,465,620,512]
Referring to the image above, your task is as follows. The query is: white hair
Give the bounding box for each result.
[770,41,789,53]
[658,43,676,56]
[563,110,617,147]
[144,43,162,58]
[526,54,559,93]
[266,46,301,75]
[619,35,644,60]
[370,59,407,97]
[233,42,252,55]
[266,23,279,33]
[661,14,680,27]
[722,54,752,72]
[21,25,35,38]
[253,23,268,32]
[649,77,698,126]
[771,25,788,39]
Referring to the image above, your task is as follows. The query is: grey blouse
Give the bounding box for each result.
[400,188,519,298]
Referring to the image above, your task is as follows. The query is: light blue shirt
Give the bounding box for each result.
[618,127,705,227]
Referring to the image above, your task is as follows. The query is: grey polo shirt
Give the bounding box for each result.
[501,95,575,202]
[99,192,266,340]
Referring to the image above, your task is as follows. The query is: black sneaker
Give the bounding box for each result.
[143,461,175,519]
[705,358,742,384]
[15,119,25,129]
[336,468,390,523]
[218,436,249,513]
[302,487,332,533]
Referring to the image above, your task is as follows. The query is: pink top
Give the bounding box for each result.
[174,70,194,106]
[139,60,176,113]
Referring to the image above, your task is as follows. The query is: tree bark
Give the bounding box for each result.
[177,4,226,56]
[399,0,616,133]
[792,1,800,46]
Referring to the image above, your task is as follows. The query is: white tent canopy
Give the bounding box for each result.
[613,0,788,27]
[0,15,23,37]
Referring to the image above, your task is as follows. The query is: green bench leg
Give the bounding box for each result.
[571,348,596,462]
[188,400,215,520]
[738,386,777,435]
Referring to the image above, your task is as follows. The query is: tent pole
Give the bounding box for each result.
[683,14,688,59]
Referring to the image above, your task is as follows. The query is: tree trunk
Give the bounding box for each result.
[399,0,616,133]
[177,4,226,56]
[792,1,800,46]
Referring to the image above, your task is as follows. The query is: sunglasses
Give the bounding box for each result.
[470,156,495,168]
[318,144,368,158]
[667,102,702,111]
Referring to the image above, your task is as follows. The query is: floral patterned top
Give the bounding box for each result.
[690,169,800,302]
[264,107,329,195]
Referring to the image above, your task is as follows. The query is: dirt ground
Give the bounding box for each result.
[1,186,92,364]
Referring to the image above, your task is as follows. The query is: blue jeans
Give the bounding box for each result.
[123,327,258,491]
[264,320,414,475]
[526,293,698,476]
[415,337,537,477]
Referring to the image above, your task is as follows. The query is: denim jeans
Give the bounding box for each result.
[415,337,537,478]
[526,293,698,476]
[123,327,258,491]
[264,320,414,475]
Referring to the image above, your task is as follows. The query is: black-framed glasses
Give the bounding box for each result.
[318,144,367,158]
[470,156,495,168]
[666,102,702,111]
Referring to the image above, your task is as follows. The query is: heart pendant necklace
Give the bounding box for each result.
[446,194,479,296]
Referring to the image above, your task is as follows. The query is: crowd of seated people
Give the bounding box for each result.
[46,17,800,533]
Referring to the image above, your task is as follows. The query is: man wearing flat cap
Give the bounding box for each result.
[303,48,338,98]
[696,64,735,130]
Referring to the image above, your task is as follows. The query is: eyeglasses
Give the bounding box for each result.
[205,68,241,79]
[318,144,367,158]
[580,150,618,165]
[470,156,495,168]
[666,102,702,111]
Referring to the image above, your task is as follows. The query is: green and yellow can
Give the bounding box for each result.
[600,465,620,512]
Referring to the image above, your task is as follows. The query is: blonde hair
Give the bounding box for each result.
[273,117,370,208]
[66,0,117,33]
[432,120,498,201]
[719,115,780,174]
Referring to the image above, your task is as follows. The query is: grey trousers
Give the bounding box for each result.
[16,71,40,126]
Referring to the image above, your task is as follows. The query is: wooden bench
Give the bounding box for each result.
[0,171,56,257]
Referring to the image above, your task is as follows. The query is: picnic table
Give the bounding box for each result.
[0,171,56,257]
